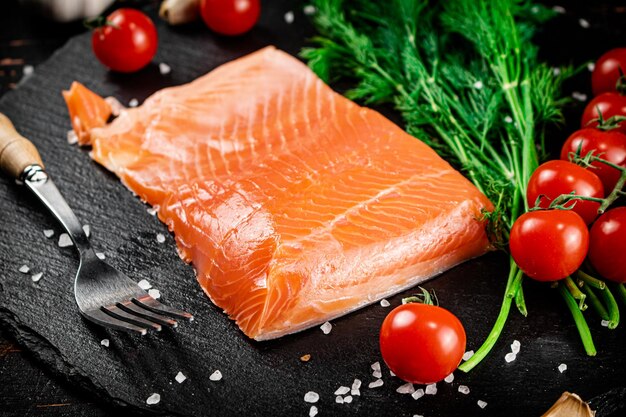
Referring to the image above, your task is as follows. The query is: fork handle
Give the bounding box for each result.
[0,113,44,179]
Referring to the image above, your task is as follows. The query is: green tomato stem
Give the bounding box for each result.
[598,285,620,329]
[580,284,609,321]
[458,259,522,373]
[616,284,626,308]
[514,280,528,317]
[564,276,587,310]
[575,270,606,290]
[557,282,597,356]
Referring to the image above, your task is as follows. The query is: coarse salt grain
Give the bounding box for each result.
[473,80,483,89]
[304,391,319,403]
[601,320,610,327]
[43,229,54,238]
[284,11,294,24]
[58,233,73,247]
[368,379,383,388]
[148,289,161,299]
[146,393,160,405]
[372,370,382,379]
[553,67,561,76]
[335,386,350,395]
[210,370,222,381]
[31,272,43,283]
[96,252,106,260]
[396,383,415,394]
[129,98,139,107]
[504,116,513,124]
[413,415,424,417]
[303,5,316,15]
[444,373,454,383]
[159,63,171,75]
[309,406,318,417]
[101,339,109,347]
[505,352,517,363]
[157,233,166,243]
[477,400,488,409]
[552,5,566,14]
[463,350,474,361]
[320,321,332,334]
[343,395,353,404]
[572,91,587,102]
[458,385,470,395]
[175,372,187,383]
[19,265,30,274]
[579,18,590,29]
[335,395,344,404]
[588,62,595,72]
[352,379,362,390]
[67,130,78,145]
[511,340,521,354]
[389,370,396,377]
[380,299,390,307]
[138,279,152,290]
[558,363,567,373]
[412,388,425,400]
[147,207,157,216]
[425,383,437,395]
[83,225,90,237]
[351,388,360,396]
[371,361,381,373]
[23,65,34,76]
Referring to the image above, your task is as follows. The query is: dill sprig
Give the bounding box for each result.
[302,0,572,371]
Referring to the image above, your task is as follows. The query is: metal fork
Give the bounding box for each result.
[0,113,192,335]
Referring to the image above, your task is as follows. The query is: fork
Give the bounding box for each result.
[0,113,193,335]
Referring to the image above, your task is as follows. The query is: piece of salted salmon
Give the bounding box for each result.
[63,46,493,340]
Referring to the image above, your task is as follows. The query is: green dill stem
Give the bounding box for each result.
[557,282,596,356]
[564,276,587,310]
[575,270,606,290]
[580,284,609,321]
[514,280,527,317]
[458,260,522,373]
[616,284,626,307]
[598,285,620,329]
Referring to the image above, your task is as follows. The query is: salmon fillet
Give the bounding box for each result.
[63,46,493,340]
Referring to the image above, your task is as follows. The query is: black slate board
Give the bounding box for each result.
[1,2,625,416]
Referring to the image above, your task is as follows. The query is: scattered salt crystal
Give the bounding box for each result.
[320,321,332,334]
[396,383,415,394]
[389,370,396,377]
[351,379,362,390]
[284,11,294,24]
[309,406,318,417]
[477,400,488,409]
[148,289,161,299]
[473,80,483,89]
[19,265,30,274]
[458,385,470,395]
[31,272,43,283]
[129,98,139,107]
[58,233,73,247]
[175,372,187,383]
[558,363,567,373]
[444,373,454,383]
[413,415,424,417]
[552,67,561,76]
[601,319,610,327]
[303,5,316,15]
[96,252,106,260]
[587,62,595,72]
[304,391,319,403]
[504,116,513,124]
[425,383,437,395]
[336,395,344,404]
[209,370,222,381]
[579,18,590,29]
[146,393,160,405]
[351,388,360,396]
[380,299,390,307]
[372,370,382,379]
[83,225,90,237]
[159,63,171,75]
[572,91,587,102]
[138,279,152,290]
[334,386,350,395]
[505,352,517,363]
[156,233,166,243]
[552,5,566,14]
[23,65,34,76]
[67,130,78,145]
[511,340,521,354]
[101,339,109,347]
[43,229,54,238]
[368,379,383,388]
[147,207,157,216]
[343,395,353,403]
[463,350,474,361]
[411,388,425,400]
[371,361,381,373]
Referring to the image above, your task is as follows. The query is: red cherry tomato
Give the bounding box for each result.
[581,93,626,134]
[560,128,626,192]
[91,9,158,73]
[526,160,604,225]
[380,303,466,384]
[589,207,626,283]
[510,210,589,281]
[592,48,626,96]
[200,0,260,36]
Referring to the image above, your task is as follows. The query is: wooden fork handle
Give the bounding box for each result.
[0,112,44,179]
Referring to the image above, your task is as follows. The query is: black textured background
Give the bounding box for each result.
[1,1,625,416]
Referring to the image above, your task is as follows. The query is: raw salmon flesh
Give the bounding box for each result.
[63,46,493,340]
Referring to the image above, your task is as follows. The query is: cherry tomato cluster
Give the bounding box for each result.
[510,48,626,284]
[91,1,261,73]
